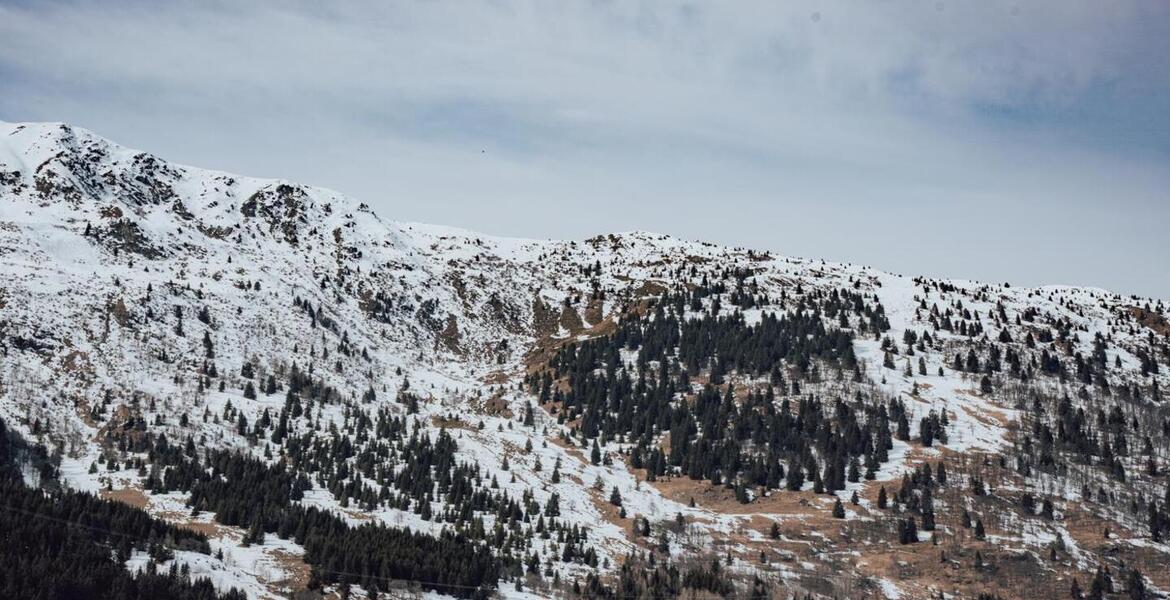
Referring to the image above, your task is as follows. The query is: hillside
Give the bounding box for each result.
[1,120,1168,599]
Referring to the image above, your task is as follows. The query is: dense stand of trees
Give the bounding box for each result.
[573,555,749,599]
[109,344,612,594]
[0,418,244,600]
[144,434,501,598]
[529,287,923,502]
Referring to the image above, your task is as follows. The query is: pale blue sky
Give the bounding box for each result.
[2,1,1168,298]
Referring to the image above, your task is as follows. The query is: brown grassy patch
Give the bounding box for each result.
[481,370,511,385]
[100,486,149,509]
[1130,306,1170,335]
[587,486,640,543]
[431,415,475,431]
[633,281,667,298]
[479,390,513,418]
[269,548,313,593]
[558,303,585,334]
[179,521,233,538]
[584,297,605,325]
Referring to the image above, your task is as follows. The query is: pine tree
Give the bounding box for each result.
[785,460,804,491]
[242,515,264,547]
[899,518,918,544]
[1127,568,1147,600]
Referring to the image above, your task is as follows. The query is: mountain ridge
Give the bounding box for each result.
[2,120,1168,599]
[1,119,1154,302]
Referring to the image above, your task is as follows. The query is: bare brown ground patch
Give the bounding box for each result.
[843,449,1120,599]
[523,313,620,378]
[586,486,641,544]
[269,548,313,593]
[431,415,475,431]
[641,472,847,524]
[1130,306,1170,335]
[479,390,513,418]
[60,350,92,375]
[481,370,511,385]
[76,398,98,427]
[100,486,149,509]
[177,520,234,538]
[584,297,605,325]
[851,532,1094,600]
[651,446,1110,598]
[583,314,619,338]
[558,304,585,334]
[956,401,1011,431]
[1058,501,1170,591]
[633,281,667,297]
[500,439,526,460]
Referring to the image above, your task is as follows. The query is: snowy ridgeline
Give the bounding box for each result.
[1,120,1169,600]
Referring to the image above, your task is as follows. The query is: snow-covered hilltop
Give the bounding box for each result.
[2,121,1168,600]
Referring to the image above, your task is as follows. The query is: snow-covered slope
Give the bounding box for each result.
[2,121,1168,599]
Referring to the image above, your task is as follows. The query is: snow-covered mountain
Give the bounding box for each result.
[1,121,1168,599]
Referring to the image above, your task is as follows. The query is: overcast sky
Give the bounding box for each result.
[2,1,1167,298]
